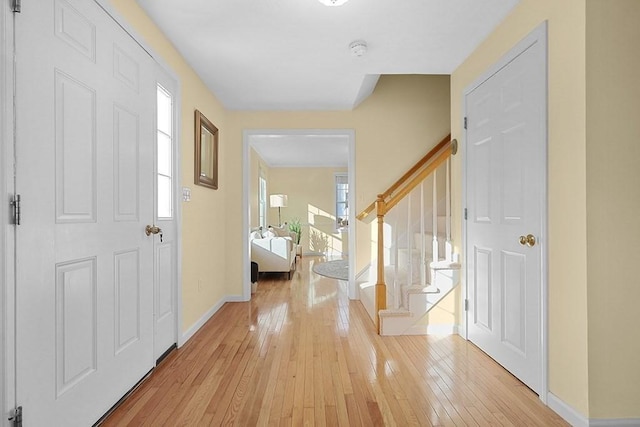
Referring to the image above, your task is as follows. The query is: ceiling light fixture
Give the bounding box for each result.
[318,0,349,6]
[349,40,368,57]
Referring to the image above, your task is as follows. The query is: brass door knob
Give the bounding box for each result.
[145,225,162,236]
[519,234,536,247]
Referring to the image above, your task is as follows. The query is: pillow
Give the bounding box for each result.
[264,229,276,238]
[249,231,262,240]
[271,226,290,237]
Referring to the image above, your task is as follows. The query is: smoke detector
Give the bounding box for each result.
[349,40,368,57]
[318,0,349,5]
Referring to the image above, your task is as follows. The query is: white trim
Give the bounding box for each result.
[242,129,357,301]
[154,69,183,354]
[179,298,225,345]
[173,84,184,349]
[590,419,640,427]
[547,393,588,427]
[178,296,241,346]
[2,3,15,424]
[1,1,7,422]
[93,0,179,84]
[462,22,549,400]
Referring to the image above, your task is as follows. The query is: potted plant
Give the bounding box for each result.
[288,218,303,257]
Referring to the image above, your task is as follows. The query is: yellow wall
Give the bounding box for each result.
[109,0,230,331]
[87,1,640,419]
[269,167,348,256]
[107,3,450,333]
[451,0,590,416]
[586,0,640,418]
[227,75,451,285]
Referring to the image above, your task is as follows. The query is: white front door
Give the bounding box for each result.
[465,27,546,395]
[15,1,157,424]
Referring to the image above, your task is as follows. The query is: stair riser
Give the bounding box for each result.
[380,267,460,336]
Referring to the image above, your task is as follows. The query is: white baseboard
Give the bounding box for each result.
[179,296,234,346]
[225,294,246,302]
[590,419,640,427]
[548,392,588,427]
[546,393,640,427]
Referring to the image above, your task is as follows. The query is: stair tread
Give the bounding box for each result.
[405,285,439,294]
[379,308,412,317]
[430,260,461,270]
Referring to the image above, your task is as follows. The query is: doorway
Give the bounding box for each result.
[464,23,548,397]
[242,130,356,299]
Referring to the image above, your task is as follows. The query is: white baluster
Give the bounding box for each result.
[446,157,453,261]
[420,182,426,287]
[393,207,399,309]
[406,192,412,306]
[432,169,439,265]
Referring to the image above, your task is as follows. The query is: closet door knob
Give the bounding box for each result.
[519,234,536,247]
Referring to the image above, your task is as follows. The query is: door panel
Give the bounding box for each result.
[473,246,492,331]
[114,105,140,221]
[466,33,545,395]
[114,249,141,353]
[501,250,526,353]
[55,70,97,223]
[55,258,97,398]
[15,1,156,424]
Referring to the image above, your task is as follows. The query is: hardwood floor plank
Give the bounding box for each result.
[102,257,567,427]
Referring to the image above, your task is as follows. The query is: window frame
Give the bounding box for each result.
[335,173,348,231]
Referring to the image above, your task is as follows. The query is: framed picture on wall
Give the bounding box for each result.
[194,109,218,189]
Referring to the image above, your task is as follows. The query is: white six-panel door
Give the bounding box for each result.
[15,1,159,424]
[465,28,546,395]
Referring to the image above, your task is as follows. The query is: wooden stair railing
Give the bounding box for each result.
[357,134,457,333]
[356,134,452,222]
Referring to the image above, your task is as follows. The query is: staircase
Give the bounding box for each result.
[357,134,461,336]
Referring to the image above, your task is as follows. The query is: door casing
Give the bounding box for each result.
[242,129,357,301]
[1,2,7,423]
[462,21,549,403]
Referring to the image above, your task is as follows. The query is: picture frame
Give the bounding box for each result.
[194,109,218,190]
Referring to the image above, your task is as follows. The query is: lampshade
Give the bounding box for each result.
[269,194,288,208]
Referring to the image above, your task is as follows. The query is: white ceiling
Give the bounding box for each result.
[137,0,520,166]
[136,0,520,111]
[250,133,350,168]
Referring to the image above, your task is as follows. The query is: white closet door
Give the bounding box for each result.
[466,30,546,395]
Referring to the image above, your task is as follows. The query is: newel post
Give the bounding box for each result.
[375,194,387,333]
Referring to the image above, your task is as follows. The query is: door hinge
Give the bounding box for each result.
[12,0,21,13]
[11,195,21,225]
[464,299,469,311]
[464,208,467,220]
[8,406,22,427]
[464,117,468,130]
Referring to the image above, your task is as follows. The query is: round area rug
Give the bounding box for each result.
[312,259,349,280]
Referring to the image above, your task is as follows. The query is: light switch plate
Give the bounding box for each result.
[182,187,191,202]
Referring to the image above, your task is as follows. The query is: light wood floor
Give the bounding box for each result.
[102,257,567,426]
